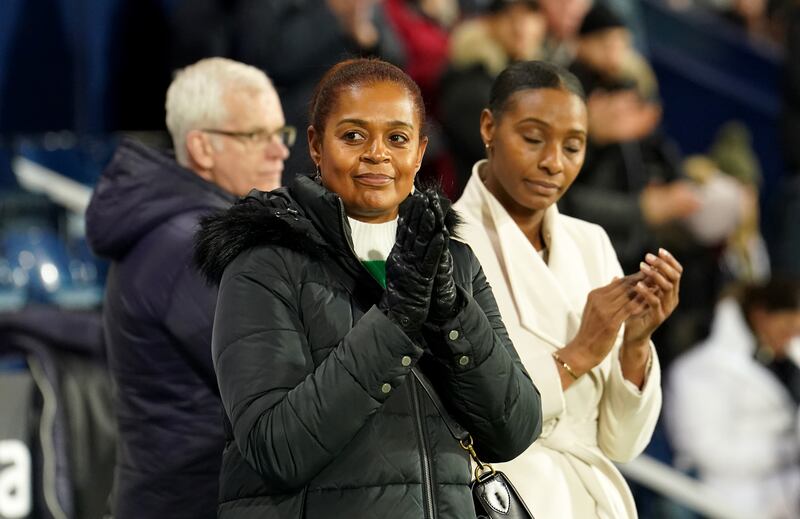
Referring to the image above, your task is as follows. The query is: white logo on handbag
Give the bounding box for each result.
[0,440,31,519]
[479,477,511,514]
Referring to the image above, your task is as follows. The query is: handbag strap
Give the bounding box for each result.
[411,366,496,480]
[410,366,469,442]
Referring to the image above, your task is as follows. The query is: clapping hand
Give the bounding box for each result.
[559,274,649,378]
[379,192,444,332]
[624,248,683,346]
[426,193,460,324]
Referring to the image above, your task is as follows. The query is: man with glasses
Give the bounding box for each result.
[85,57,290,519]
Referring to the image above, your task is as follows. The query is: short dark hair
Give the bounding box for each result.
[579,3,626,37]
[309,58,426,136]
[488,0,539,14]
[740,276,800,316]
[488,61,586,119]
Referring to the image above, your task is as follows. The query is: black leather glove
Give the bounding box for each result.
[427,193,460,324]
[379,192,445,333]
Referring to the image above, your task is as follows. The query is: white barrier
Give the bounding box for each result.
[11,157,92,215]
[618,455,753,519]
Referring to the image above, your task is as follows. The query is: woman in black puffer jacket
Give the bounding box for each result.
[195,58,542,519]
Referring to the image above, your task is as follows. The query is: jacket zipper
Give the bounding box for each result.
[409,380,437,519]
[336,199,438,519]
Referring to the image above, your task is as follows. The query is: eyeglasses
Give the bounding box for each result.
[201,126,297,148]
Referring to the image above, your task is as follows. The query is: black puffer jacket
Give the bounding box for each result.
[85,138,235,519]
[195,175,542,519]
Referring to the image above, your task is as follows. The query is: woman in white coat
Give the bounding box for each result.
[667,279,800,519]
[453,61,682,518]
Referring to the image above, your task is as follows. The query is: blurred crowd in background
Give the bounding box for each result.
[0,0,799,518]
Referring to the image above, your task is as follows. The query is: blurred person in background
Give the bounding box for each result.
[562,4,699,274]
[685,121,771,284]
[569,3,661,102]
[231,0,406,182]
[385,0,459,101]
[385,0,462,195]
[194,58,541,519]
[84,57,290,519]
[558,4,723,367]
[537,0,591,64]
[721,0,786,44]
[439,0,547,192]
[667,277,800,519]
[455,60,679,519]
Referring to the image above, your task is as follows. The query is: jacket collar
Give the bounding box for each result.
[291,175,355,258]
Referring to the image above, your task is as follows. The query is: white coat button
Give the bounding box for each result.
[458,355,470,366]
[401,355,412,367]
[448,330,460,341]
[381,383,392,394]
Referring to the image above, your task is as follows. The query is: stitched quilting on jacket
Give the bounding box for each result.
[195,175,542,519]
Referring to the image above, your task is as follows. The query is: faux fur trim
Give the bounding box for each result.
[194,191,331,284]
[194,183,463,284]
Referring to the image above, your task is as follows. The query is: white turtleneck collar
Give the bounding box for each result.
[347,217,398,262]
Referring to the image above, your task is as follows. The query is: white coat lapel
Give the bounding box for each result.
[469,165,582,348]
[541,205,593,333]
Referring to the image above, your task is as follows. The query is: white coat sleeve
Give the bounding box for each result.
[515,338,565,422]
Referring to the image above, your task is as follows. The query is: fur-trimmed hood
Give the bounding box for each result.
[194,175,461,284]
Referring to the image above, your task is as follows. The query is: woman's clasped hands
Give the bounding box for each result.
[378,191,460,334]
[624,248,682,345]
[556,248,682,387]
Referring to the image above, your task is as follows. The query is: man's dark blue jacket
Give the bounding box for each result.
[85,137,235,519]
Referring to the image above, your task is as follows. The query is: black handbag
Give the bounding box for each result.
[411,367,536,519]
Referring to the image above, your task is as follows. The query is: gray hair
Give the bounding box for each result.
[165,57,275,166]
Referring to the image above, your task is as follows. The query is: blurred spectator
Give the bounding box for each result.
[562,4,699,276]
[667,277,800,519]
[559,5,740,366]
[538,0,591,65]
[385,0,459,101]
[84,58,289,519]
[439,0,546,191]
[722,0,785,44]
[385,0,461,195]
[230,0,406,180]
[570,3,660,101]
[701,121,770,283]
[601,0,649,51]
